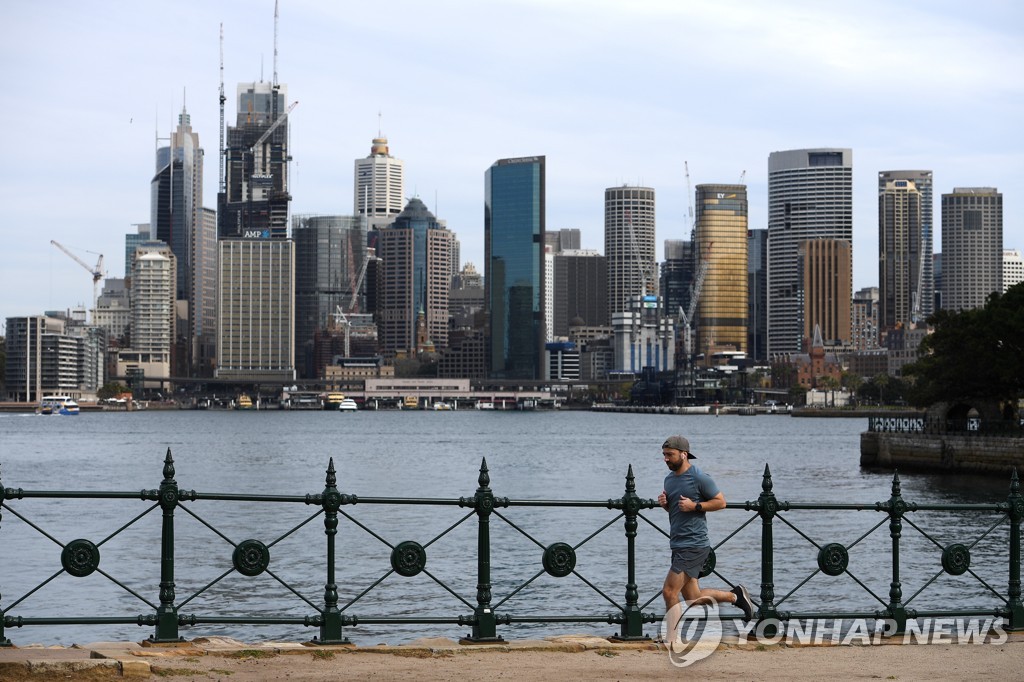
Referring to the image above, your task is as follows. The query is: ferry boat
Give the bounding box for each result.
[236,394,254,410]
[433,401,453,411]
[338,398,358,412]
[324,392,346,410]
[37,396,80,415]
[403,396,420,410]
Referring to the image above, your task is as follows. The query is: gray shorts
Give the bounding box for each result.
[670,546,710,579]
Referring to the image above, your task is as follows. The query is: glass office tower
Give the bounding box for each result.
[484,156,545,379]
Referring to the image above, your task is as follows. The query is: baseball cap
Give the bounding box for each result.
[662,435,696,459]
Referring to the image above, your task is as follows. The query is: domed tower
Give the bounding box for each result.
[353,133,405,230]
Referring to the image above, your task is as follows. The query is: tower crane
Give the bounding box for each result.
[332,255,371,358]
[250,100,298,161]
[50,240,104,318]
[677,242,712,362]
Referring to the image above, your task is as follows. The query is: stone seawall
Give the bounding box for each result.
[860,431,1024,475]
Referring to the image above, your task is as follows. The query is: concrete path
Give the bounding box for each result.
[1,633,1022,681]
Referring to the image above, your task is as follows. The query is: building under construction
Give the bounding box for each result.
[218,81,292,239]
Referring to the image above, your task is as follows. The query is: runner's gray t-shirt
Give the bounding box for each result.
[664,464,720,549]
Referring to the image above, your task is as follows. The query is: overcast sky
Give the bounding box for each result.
[2,0,1022,326]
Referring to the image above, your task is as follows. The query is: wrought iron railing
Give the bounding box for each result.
[1,451,1021,646]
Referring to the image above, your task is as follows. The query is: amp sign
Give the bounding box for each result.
[243,229,271,239]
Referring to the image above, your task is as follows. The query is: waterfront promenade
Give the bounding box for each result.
[1,633,1022,681]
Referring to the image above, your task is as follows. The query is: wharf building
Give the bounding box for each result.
[484,156,546,380]
[941,187,1003,311]
[605,186,656,322]
[377,198,455,357]
[292,214,367,378]
[694,184,748,358]
[354,135,405,231]
[767,148,853,357]
[879,170,934,322]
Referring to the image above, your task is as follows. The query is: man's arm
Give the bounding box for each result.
[677,491,727,512]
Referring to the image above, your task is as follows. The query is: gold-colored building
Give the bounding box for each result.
[695,184,748,357]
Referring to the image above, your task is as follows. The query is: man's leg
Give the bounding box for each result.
[662,568,687,642]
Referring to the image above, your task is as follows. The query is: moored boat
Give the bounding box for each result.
[324,392,345,410]
[338,398,358,412]
[236,394,254,410]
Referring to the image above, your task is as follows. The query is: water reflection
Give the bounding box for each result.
[0,411,1017,645]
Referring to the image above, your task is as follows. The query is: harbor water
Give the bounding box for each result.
[0,409,1014,645]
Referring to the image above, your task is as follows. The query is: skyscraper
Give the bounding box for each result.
[117,242,176,387]
[1004,249,1023,292]
[767,149,853,356]
[219,82,292,239]
[292,214,366,378]
[879,171,933,320]
[354,135,405,230]
[216,75,296,381]
[799,239,851,346]
[941,187,1003,311]
[377,198,454,355]
[747,229,768,362]
[605,186,656,320]
[552,250,607,337]
[878,176,924,330]
[694,184,748,356]
[152,105,203,302]
[485,156,545,379]
[216,239,295,381]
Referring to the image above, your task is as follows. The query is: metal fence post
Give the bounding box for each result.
[462,458,505,642]
[316,458,348,644]
[881,472,909,634]
[755,464,780,633]
[1007,468,1023,631]
[150,448,181,642]
[612,465,648,640]
[0,463,10,647]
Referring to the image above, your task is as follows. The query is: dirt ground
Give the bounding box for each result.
[3,635,1023,682]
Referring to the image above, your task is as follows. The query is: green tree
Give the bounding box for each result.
[904,283,1024,407]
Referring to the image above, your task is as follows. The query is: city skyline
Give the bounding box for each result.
[2,1,1022,324]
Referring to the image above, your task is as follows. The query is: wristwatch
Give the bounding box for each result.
[695,502,703,512]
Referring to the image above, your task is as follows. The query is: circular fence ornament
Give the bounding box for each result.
[941,543,971,576]
[542,542,576,578]
[61,539,100,577]
[699,547,717,578]
[391,541,427,577]
[817,543,849,577]
[233,539,271,577]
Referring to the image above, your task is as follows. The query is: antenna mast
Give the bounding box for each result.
[273,0,279,87]
[218,23,226,194]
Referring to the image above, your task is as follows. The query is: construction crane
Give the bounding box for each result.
[218,23,226,195]
[251,100,297,161]
[677,242,712,361]
[333,255,371,358]
[50,240,104,318]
